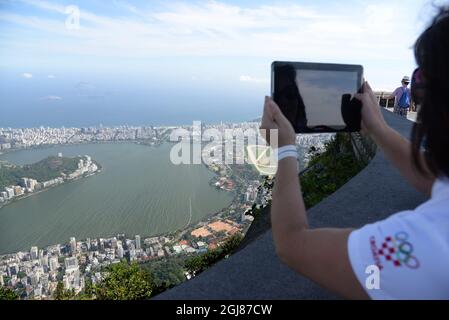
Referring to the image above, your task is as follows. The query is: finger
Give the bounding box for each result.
[262,97,273,123]
[365,82,378,105]
[361,81,368,92]
[362,81,374,99]
[264,96,275,120]
[353,93,364,101]
[266,97,290,126]
[261,97,275,144]
[366,81,372,91]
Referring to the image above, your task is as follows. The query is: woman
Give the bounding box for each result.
[260,7,449,299]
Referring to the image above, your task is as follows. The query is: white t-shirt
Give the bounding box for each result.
[348,177,449,299]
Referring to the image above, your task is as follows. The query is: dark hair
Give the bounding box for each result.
[411,6,449,178]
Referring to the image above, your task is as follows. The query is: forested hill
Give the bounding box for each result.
[0,156,82,189]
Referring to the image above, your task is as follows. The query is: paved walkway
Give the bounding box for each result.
[407,112,417,122]
[384,106,417,122]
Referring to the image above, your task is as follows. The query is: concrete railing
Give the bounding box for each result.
[154,108,427,300]
[375,91,395,109]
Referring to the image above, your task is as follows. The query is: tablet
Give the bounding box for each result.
[271,61,364,133]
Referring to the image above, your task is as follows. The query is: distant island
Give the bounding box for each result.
[0,155,101,206]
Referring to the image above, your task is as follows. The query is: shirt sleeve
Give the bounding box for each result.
[347,211,433,300]
[391,88,399,98]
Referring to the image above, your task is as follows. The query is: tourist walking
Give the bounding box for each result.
[389,76,412,117]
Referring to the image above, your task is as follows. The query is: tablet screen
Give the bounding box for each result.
[272,62,363,133]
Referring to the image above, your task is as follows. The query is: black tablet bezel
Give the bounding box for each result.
[271,61,364,133]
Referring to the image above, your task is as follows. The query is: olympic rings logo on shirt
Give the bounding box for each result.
[393,232,420,269]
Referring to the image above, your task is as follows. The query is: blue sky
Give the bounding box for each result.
[0,0,441,127]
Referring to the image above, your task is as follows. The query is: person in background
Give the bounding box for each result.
[389,76,412,117]
[260,6,449,299]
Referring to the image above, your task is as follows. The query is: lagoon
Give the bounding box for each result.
[0,143,234,255]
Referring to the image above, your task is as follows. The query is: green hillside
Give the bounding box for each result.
[0,156,82,189]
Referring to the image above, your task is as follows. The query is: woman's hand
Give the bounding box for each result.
[260,96,296,147]
[354,82,390,139]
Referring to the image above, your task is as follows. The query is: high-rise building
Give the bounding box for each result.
[28,179,37,192]
[21,178,37,192]
[29,272,40,287]
[7,264,18,277]
[5,187,14,199]
[65,257,78,271]
[49,257,59,272]
[129,249,136,261]
[135,235,141,250]
[99,238,105,250]
[116,244,124,259]
[69,237,76,255]
[64,268,83,292]
[40,255,48,268]
[63,275,70,290]
[111,237,117,249]
[30,246,38,260]
[13,186,24,196]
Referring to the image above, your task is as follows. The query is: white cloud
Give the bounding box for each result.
[41,95,62,101]
[22,72,33,78]
[2,0,425,59]
[239,75,269,84]
[1,0,433,89]
[47,75,56,79]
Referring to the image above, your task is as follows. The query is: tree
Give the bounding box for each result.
[54,281,75,300]
[94,262,153,300]
[221,233,243,254]
[54,281,65,300]
[141,257,187,296]
[301,133,365,208]
[79,279,95,299]
[185,233,243,275]
[0,286,19,300]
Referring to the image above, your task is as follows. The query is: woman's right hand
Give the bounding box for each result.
[260,96,296,148]
[354,81,390,139]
